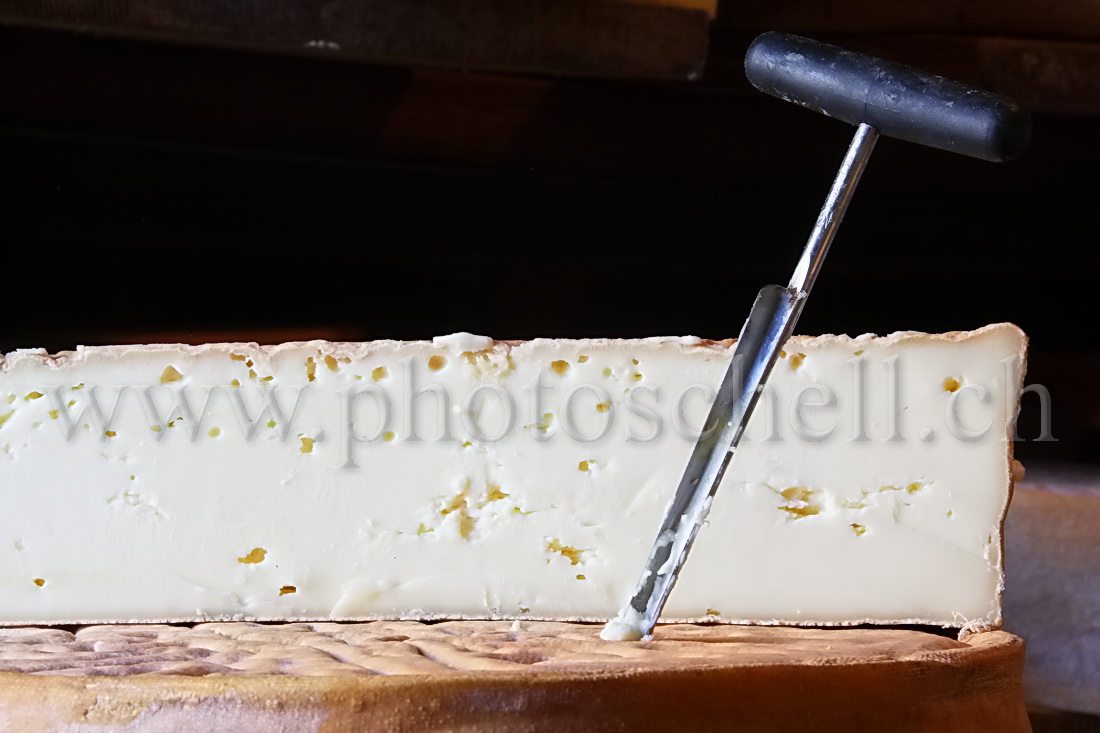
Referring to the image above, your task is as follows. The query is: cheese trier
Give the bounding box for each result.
[0,325,1025,630]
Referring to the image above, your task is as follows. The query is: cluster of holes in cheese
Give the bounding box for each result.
[417,485,592,580]
[422,482,514,540]
[781,350,967,399]
[776,482,931,536]
[4,353,970,487]
[235,548,298,597]
[545,538,591,580]
[12,346,982,603]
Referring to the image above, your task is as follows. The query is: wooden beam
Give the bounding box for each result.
[0,0,713,79]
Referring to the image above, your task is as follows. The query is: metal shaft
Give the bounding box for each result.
[604,122,880,641]
[789,123,879,295]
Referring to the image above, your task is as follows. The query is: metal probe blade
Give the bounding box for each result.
[601,123,879,641]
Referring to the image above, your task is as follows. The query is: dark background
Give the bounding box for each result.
[0,14,1095,465]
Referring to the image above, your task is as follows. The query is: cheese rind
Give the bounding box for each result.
[0,624,1031,733]
[0,325,1026,628]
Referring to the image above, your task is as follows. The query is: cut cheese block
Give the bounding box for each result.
[0,325,1026,628]
[0,622,1029,732]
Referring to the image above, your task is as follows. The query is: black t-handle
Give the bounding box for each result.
[745,32,1031,162]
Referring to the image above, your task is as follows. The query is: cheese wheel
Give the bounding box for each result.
[0,621,1028,731]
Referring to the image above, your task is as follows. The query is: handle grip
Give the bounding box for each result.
[745,32,1031,162]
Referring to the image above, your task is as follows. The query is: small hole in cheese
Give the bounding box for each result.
[547,539,585,565]
[208,427,221,438]
[160,366,184,384]
[305,357,317,382]
[279,585,297,596]
[781,487,809,502]
[551,360,570,375]
[324,355,338,372]
[458,515,475,539]
[596,402,611,413]
[788,353,806,370]
[238,548,266,564]
[25,392,43,401]
[299,436,314,453]
[428,355,447,371]
[578,355,589,363]
[943,377,961,392]
[372,366,388,381]
[779,486,820,519]
[578,461,590,472]
[33,578,45,587]
[781,505,820,518]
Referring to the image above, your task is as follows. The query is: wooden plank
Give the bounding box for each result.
[0,0,712,79]
[723,1,1100,41]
